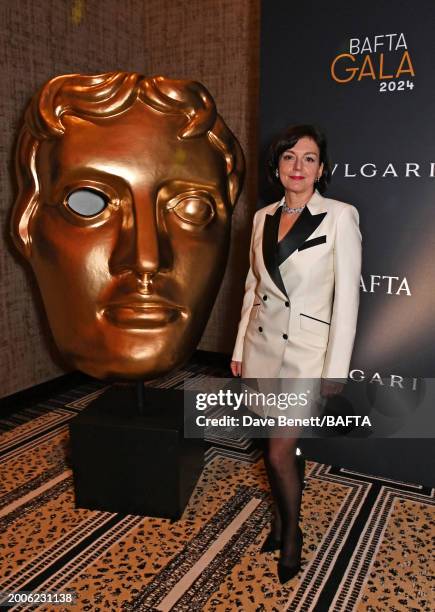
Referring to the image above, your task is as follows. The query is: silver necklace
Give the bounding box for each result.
[282,199,305,214]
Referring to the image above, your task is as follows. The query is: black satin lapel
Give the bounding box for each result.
[262,208,288,298]
[277,207,327,265]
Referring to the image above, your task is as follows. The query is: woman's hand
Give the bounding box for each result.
[230,360,242,377]
[321,379,344,398]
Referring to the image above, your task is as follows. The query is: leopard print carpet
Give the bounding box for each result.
[0,372,433,611]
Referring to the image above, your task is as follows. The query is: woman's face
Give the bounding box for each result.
[278,136,323,196]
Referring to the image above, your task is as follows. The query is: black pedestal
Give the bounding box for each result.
[69,385,205,519]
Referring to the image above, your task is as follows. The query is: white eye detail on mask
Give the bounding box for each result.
[66,188,109,217]
[167,192,216,227]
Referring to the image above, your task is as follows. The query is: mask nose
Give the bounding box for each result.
[109,191,164,281]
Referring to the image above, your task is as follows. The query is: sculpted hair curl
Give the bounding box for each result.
[13,72,244,256]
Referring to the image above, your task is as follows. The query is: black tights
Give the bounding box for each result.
[261,434,304,564]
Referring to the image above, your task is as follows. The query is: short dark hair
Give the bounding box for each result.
[267,124,331,194]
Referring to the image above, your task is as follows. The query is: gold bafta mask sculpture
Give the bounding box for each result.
[12,72,244,379]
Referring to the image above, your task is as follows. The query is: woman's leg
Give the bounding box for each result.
[263,435,304,567]
[261,439,283,540]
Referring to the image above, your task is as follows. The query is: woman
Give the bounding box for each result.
[231,125,362,583]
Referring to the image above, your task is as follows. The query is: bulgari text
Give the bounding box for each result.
[332,162,435,178]
[350,370,418,390]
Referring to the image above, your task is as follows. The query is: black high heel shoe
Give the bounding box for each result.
[277,525,303,584]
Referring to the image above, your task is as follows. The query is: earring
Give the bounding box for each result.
[275,169,279,178]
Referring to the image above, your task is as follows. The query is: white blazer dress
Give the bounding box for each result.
[232,189,362,419]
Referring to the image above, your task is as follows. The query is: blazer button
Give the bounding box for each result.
[285,301,290,307]
[263,295,268,301]
[282,333,288,340]
[258,326,263,332]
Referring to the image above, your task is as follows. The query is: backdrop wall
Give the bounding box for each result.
[0,0,260,398]
[259,0,434,484]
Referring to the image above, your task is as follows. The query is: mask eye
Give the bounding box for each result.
[170,195,215,226]
[66,188,109,217]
